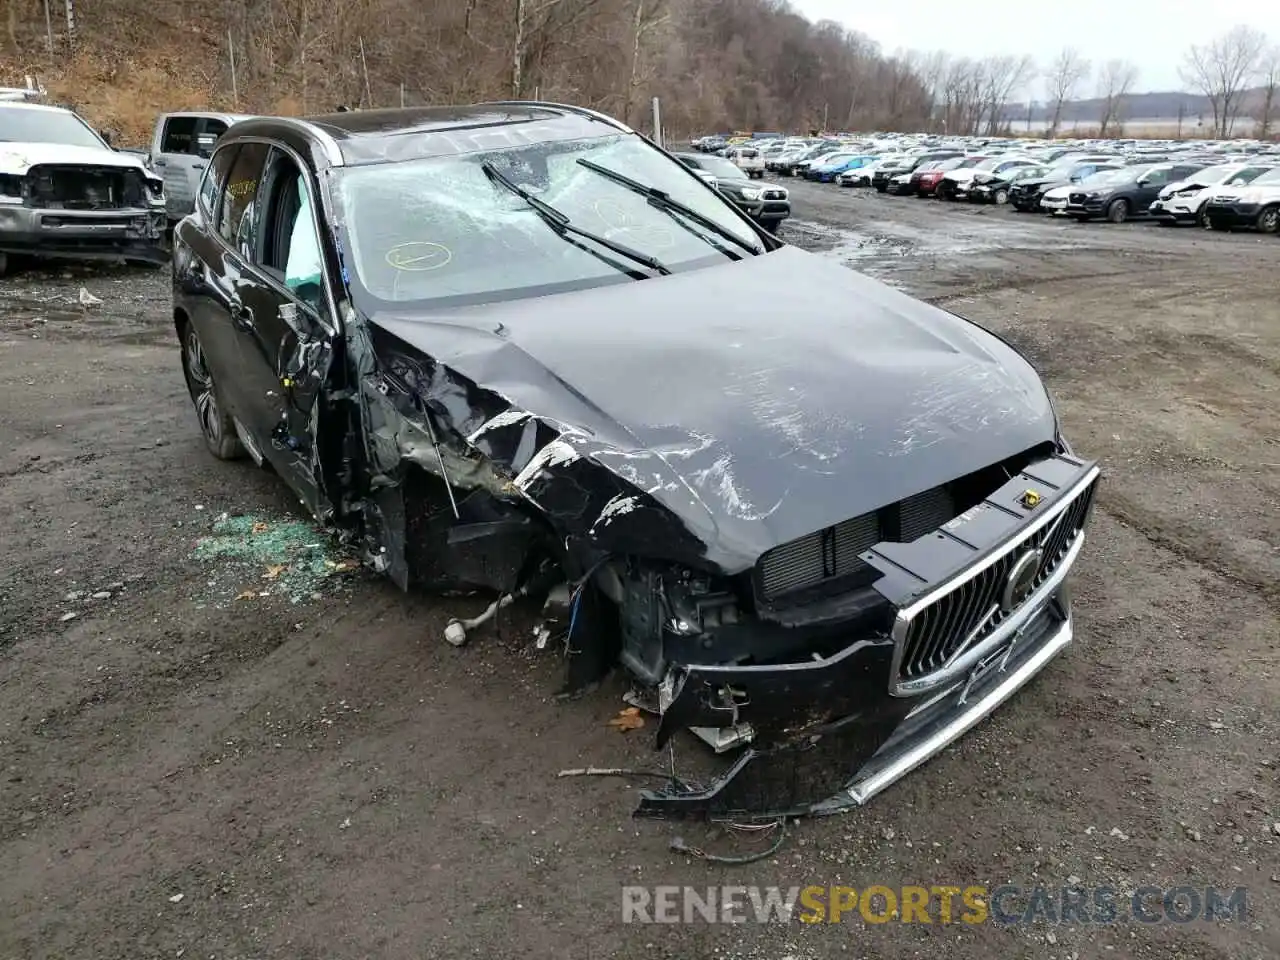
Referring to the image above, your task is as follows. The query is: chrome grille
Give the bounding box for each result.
[894,476,1098,685]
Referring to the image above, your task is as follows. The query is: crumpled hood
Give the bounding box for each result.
[0,142,152,177]
[1159,178,1206,199]
[371,245,1056,572]
[1017,177,1065,191]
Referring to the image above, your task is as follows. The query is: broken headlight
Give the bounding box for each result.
[145,175,165,204]
[615,561,744,685]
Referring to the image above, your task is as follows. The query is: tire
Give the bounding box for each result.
[992,188,1009,205]
[0,251,7,278]
[1255,205,1279,234]
[875,183,888,193]
[1106,198,1129,224]
[1208,219,1229,231]
[180,321,245,460]
[1196,206,1209,229]
[936,182,953,201]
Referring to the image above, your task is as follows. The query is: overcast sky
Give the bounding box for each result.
[789,0,1280,94]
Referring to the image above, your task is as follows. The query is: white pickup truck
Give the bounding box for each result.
[147,111,253,224]
[0,98,167,273]
[725,145,766,179]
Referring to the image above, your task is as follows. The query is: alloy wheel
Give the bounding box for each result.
[184,327,222,445]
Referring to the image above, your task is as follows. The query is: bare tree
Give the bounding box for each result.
[977,54,1034,134]
[621,0,669,126]
[1043,47,1090,137]
[1096,59,1139,136]
[1257,46,1280,139]
[1180,25,1268,138]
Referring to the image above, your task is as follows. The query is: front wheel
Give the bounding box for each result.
[1196,206,1209,229]
[992,188,1009,205]
[1255,205,1279,234]
[1106,198,1130,224]
[181,322,245,460]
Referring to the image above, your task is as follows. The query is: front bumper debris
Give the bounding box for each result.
[637,454,1099,821]
[0,204,167,261]
[638,601,1072,820]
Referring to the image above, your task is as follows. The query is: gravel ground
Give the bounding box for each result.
[1,179,1277,960]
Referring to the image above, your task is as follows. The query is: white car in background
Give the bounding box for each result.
[837,155,900,187]
[1148,162,1277,227]
[1201,165,1280,232]
[725,145,765,178]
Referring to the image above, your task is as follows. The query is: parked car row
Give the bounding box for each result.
[737,130,1280,235]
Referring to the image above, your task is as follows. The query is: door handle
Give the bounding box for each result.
[229,298,254,332]
[192,163,206,172]
[153,158,167,167]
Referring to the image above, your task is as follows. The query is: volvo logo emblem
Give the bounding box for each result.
[1001,549,1043,614]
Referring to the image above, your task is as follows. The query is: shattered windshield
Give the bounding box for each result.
[0,106,105,148]
[333,133,763,309]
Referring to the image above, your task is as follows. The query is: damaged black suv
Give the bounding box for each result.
[173,104,1100,821]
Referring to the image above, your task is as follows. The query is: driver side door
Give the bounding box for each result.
[1133,168,1171,210]
[228,146,338,519]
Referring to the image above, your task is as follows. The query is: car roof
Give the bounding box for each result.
[224,103,631,169]
[0,100,76,115]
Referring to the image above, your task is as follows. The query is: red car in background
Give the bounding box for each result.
[911,157,966,197]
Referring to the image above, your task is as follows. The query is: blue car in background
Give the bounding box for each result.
[806,153,877,183]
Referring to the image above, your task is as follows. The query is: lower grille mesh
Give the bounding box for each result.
[759,513,880,599]
[757,486,956,601]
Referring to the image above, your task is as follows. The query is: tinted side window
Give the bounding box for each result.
[219,142,271,258]
[161,116,198,153]
[198,144,239,220]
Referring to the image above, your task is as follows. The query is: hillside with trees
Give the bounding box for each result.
[0,1,1275,143]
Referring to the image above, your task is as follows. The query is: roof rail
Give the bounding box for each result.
[475,100,633,135]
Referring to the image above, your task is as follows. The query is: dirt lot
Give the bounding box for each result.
[1,182,1277,960]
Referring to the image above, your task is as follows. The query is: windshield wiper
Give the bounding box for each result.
[575,158,762,258]
[481,162,670,277]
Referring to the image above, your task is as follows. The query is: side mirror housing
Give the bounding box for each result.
[99,129,113,147]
